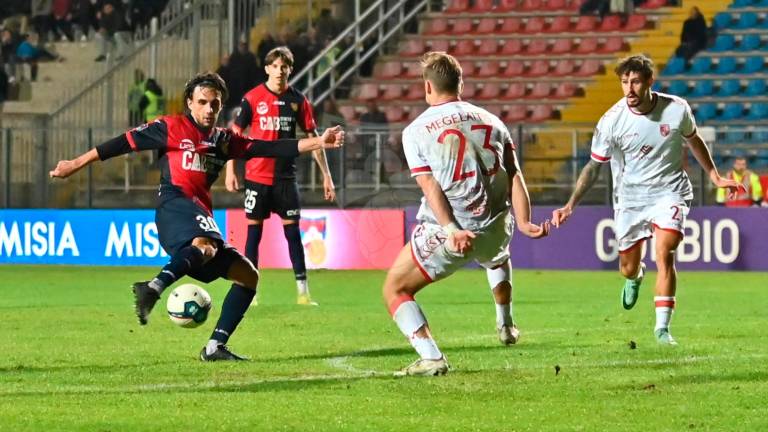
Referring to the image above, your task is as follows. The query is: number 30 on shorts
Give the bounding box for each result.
[196,215,221,233]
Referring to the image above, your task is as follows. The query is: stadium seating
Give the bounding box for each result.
[718,103,744,121]
[714,57,737,74]
[691,80,713,97]
[529,105,554,122]
[711,35,736,52]
[505,83,527,99]
[668,80,689,96]
[717,79,741,97]
[691,57,712,74]
[695,104,718,122]
[746,103,768,120]
[476,18,497,34]
[663,57,686,75]
[742,56,764,73]
[745,79,766,96]
[735,12,758,29]
[739,34,761,51]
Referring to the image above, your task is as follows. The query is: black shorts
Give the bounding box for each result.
[243,180,301,221]
[156,197,243,283]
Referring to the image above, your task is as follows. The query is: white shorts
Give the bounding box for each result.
[614,198,690,254]
[410,214,513,282]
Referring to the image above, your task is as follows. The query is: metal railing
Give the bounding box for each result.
[290,0,432,104]
[4,125,766,209]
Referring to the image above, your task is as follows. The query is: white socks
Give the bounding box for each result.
[654,296,675,331]
[391,296,443,360]
[296,279,309,296]
[495,303,512,328]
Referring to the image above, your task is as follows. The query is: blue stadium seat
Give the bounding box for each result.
[715,57,737,74]
[663,57,686,75]
[757,0,768,7]
[695,103,718,121]
[713,12,732,30]
[691,57,712,74]
[712,35,735,52]
[743,56,764,73]
[691,80,714,96]
[735,12,758,29]
[744,79,766,96]
[719,103,744,120]
[668,80,689,96]
[739,34,761,51]
[731,0,754,7]
[746,103,768,120]
[723,129,747,144]
[752,149,768,169]
[751,129,768,143]
[717,79,741,96]
[652,81,662,91]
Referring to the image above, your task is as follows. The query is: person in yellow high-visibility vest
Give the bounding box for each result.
[716,157,763,207]
[139,78,166,123]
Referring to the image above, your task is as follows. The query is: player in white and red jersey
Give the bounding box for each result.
[552,55,743,345]
[383,52,550,376]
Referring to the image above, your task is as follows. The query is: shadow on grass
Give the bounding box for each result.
[0,359,182,374]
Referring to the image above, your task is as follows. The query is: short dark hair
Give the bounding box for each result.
[264,46,294,68]
[614,54,655,80]
[421,51,462,95]
[183,72,228,103]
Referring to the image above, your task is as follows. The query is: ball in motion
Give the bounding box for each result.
[166,283,212,328]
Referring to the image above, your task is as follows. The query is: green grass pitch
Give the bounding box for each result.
[0,265,766,431]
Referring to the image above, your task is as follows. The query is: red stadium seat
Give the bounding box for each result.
[529,82,552,99]
[552,82,579,99]
[519,0,544,11]
[503,105,528,123]
[552,59,575,76]
[529,105,554,122]
[476,18,498,34]
[470,0,495,12]
[574,37,599,54]
[478,40,499,56]
[400,39,425,56]
[550,38,573,54]
[404,83,424,100]
[547,16,572,33]
[452,18,473,34]
[499,17,523,34]
[477,83,502,100]
[526,60,550,77]
[376,61,402,79]
[598,36,625,53]
[500,39,523,55]
[385,106,405,123]
[574,16,598,33]
[641,0,667,8]
[338,105,358,122]
[485,105,503,118]
[356,83,379,101]
[523,17,546,34]
[382,84,403,101]
[424,19,449,35]
[526,39,549,55]
[496,0,519,12]
[462,61,478,77]
[543,0,568,10]
[501,60,526,77]
[564,0,581,11]
[404,61,422,77]
[476,60,500,77]
[624,14,647,31]
[462,82,477,99]
[574,59,602,76]
[430,39,450,52]
[452,39,476,56]
[505,83,527,99]
[445,0,470,13]
[599,15,623,32]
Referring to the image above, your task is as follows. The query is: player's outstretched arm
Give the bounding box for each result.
[552,159,603,228]
[686,132,745,199]
[505,145,550,239]
[298,125,345,153]
[49,148,100,179]
[415,174,476,254]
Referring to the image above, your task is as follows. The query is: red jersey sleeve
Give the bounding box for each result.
[300,96,317,133]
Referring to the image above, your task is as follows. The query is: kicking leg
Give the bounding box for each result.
[133,236,214,325]
[487,260,519,345]
[619,240,646,310]
[653,228,682,345]
[383,244,448,377]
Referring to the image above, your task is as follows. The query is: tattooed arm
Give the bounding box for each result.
[551,159,604,227]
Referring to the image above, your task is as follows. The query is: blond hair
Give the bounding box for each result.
[421,51,462,95]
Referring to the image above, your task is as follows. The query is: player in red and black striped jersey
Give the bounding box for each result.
[224,46,335,306]
[50,72,344,361]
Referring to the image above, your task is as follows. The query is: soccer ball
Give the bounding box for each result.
[166,283,212,328]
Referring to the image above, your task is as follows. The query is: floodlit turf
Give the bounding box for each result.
[0,265,766,431]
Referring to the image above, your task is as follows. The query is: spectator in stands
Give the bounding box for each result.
[30,0,53,43]
[215,54,237,119]
[675,7,708,63]
[316,97,346,130]
[128,0,154,32]
[139,78,165,122]
[256,31,277,67]
[0,59,8,111]
[15,32,59,81]
[360,100,388,128]
[314,36,339,98]
[73,0,98,41]
[315,8,342,44]
[226,40,260,107]
[51,0,74,41]
[580,0,610,19]
[128,68,146,126]
[94,2,128,62]
[716,156,764,207]
[1,28,21,77]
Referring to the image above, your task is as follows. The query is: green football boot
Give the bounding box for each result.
[621,262,646,310]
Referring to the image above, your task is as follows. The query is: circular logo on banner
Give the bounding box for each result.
[257,102,269,115]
